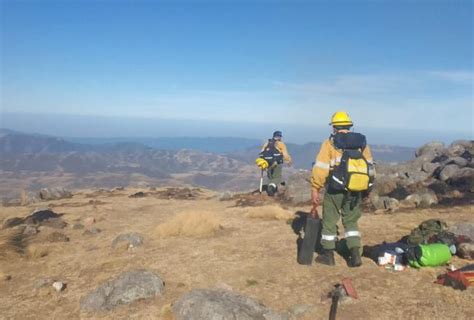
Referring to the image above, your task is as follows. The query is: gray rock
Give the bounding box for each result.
[457,243,474,260]
[373,176,397,196]
[218,191,234,201]
[450,223,474,240]
[402,194,422,208]
[38,187,72,201]
[80,270,164,312]
[371,195,399,212]
[111,232,144,249]
[444,157,469,168]
[283,172,311,205]
[439,164,461,182]
[173,289,283,320]
[449,140,474,155]
[422,162,440,175]
[415,142,445,158]
[419,192,438,208]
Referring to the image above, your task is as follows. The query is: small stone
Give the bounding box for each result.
[457,243,474,260]
[3,274,12,281]
[84,217,96,226]
[52,281,66,292]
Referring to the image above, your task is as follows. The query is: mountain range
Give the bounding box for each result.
[0,128,416,201]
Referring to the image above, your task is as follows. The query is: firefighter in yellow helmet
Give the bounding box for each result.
[311,111,375,267]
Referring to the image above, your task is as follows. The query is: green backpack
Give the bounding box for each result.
[406,219,448,246]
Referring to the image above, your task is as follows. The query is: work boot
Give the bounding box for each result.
[349,247,362,268]
[315,249,335,266]
[267,183,277,197]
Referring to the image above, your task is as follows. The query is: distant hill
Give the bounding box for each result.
[66,136,262,153]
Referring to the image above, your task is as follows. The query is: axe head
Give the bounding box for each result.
[341,278,358,299]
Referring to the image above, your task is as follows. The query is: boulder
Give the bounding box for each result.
[283,172,312,205]
[457,243,474,260]
[38,188,72,201]
[422,162,440,175]
[173,289,283,320]
[415,142,445,158]
[439,164,461,182]
[419,192,438,208]
[450,223,474,240]
[373,176,398,196]
[444,157,469,168]
[370,195,399,212]
[111,233,144,249]
[449,140,474,155]
[80,270,165,312]
[401,194,422,208]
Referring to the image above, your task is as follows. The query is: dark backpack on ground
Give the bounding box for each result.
[259,139,283,166]
[402,219,448,245]
[328,132,374,192]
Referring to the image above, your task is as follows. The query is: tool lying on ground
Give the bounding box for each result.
[297,210,321,265]
[329,278,358,320]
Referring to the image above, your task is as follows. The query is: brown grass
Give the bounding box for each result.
[244,205,294,221]
[154,211,222,238]
[0,229,27,260]
[26,244,50,259]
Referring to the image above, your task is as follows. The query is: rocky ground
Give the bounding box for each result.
[0,187,472,320]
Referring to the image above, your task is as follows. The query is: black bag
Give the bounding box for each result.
[259,139,283,165]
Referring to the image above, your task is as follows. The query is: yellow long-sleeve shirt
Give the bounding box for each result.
[311,137,374,190]
[261,140,292,164]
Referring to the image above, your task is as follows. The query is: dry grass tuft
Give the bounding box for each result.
[244,205,293,221]
[155,211,222,238]
[0,229,27,260]
[160,304,175,320]
[27,244,50,259]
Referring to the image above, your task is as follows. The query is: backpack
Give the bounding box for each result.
[259,139,283,166]
[328,132,374,192]
[404,219,448,245]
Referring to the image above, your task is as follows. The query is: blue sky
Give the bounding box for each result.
[1,0,473,142]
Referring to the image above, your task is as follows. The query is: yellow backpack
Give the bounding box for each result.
[328,133,374,192]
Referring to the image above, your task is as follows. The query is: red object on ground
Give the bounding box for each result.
[341,278,358,299]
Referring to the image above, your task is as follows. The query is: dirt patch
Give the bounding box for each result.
[155,211,223,238]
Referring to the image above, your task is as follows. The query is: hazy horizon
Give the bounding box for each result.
[1,112,471,148]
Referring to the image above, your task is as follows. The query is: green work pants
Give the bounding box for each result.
[321,192,362,250]
[267,164,282,186]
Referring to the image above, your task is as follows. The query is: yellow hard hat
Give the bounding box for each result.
[330,111,353,127]
[255,158,269,169]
